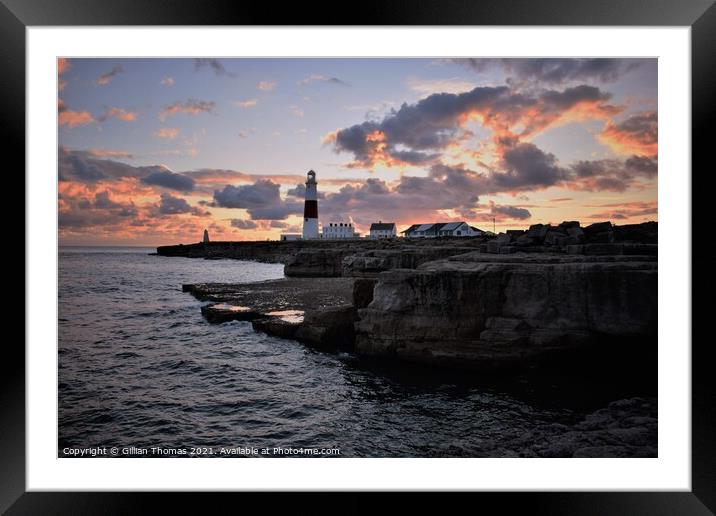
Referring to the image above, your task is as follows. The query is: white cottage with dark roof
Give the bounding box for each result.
[401,222,484,238]
[369,221,396,239]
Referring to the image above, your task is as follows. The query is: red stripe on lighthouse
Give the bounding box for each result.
[304,200,318,219]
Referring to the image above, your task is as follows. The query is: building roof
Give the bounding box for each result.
[403,222,473,233]
[400,224,420,234]
[370,222,396,231]
[440,221,466,231]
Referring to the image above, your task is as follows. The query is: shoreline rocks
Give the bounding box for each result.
[489,397,657,457]
[170,221,657,373]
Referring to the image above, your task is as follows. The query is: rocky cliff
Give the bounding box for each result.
[355,252,657,369]
[167,221,657,371]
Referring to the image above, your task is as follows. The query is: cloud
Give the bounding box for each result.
[160,99,215,120]
[290,105,304,117]
[96,65,124,86]
[81,190,123,210]
[328,83,621,168]
[586,201,657,221]
[194,58,235,77]
[233,99,258,108]
[60,151,110,181]
[495,143,568,190]
[407,77,477,96]
[160,76,174,86]
[257,81,276,91]
[313,146,655,226]
[99,107,137,122]
[141,169,195,192]
[158,193,208,215]
[230,219,258,230]
[489,202,531,220]
[59,187,139,229]
[568,155,657,192]
[598,111,657,157]
[58,58,70,90]
[58,58,70,75]
[316,168,489,225]
[60,148,182,184]
[212,180,302,220]
[84,149,134,159]
[299,74,350,87]
[453,58,642,84]
[154,127,179,139]
[286,183,328,200]
[59,108,95,128]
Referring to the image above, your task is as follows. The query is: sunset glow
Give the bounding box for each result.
[58,58,657,245]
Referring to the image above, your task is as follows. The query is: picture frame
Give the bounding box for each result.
[6,0,714,512]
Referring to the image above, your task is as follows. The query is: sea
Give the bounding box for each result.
[58,246,638,458]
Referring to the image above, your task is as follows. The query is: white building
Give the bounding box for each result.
[369,222,396,239]
[280,234,302,241]
[322,222,360,239]
[401,222,484,238]
[302,170,319,240]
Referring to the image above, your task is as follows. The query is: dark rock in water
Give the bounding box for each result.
[559,220,581,229]
[252,305,357,350]
[185,277,358,350]
[296,305,358,350]
[511,397,657,457]
[252,317,301,340]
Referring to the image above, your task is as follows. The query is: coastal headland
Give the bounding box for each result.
[158,220,657,371]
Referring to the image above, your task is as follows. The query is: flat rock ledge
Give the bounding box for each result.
[184,277,358,350]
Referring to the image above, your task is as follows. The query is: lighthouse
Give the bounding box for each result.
[302,170,319,239]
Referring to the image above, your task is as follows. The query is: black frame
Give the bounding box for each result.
[5,0,714,513]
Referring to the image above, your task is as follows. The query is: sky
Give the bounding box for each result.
[58,58,657,246]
